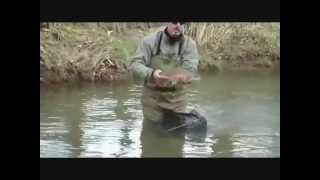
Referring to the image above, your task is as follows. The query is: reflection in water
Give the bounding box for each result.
[211,133,234,157]
[40,72,280,158]
[40,83,88,157]
[112,81,137,157]
[63,91,83,157]
[79,81,143,157]
[230,132,280,157]
[140,119,185,157]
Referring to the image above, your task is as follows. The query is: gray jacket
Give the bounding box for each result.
[128,28,199,82]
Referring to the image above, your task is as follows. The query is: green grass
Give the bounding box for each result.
[110,34,136,64]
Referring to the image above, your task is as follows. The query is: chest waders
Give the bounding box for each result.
[142,32,188,123]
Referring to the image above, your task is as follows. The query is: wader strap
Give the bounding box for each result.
[157,31,185,56]
[156,31,163,55]
[178,36,185,55]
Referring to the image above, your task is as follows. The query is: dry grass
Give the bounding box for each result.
[40,23,136,83]
[40,23,280,84]
[184,23,280,71]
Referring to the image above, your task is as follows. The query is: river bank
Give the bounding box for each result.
[40,23,280,85]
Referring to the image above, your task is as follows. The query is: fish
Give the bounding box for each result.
[159,68,193,87]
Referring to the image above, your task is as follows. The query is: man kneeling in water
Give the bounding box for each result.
[129,22,206,132]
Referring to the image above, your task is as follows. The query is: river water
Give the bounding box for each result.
[40,71,280,158]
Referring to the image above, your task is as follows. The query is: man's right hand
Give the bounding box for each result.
[152,69,170,87]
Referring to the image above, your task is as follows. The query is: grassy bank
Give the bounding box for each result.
[184,23,280,72]
[40,23,280,84]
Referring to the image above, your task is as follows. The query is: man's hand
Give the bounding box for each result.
[152,69,170,87]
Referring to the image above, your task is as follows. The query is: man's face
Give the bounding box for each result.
[167,22,184,38]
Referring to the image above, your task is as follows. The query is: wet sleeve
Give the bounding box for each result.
[128,39,154,82]
[181,38,200,77]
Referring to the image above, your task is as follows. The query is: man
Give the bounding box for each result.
[129,22,200,126]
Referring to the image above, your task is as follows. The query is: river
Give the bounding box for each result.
[40,71,280,157]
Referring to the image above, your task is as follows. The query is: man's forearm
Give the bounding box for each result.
[129,62,154,82]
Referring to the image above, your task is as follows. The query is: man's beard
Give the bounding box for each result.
[165,28,183,43]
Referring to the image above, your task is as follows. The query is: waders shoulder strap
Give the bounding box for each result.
[178,36,186,56]
[156,31,163,55]
[157,31,185,56]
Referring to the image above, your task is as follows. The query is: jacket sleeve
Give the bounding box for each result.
[181,38,200,77]
[128,38,154,82]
